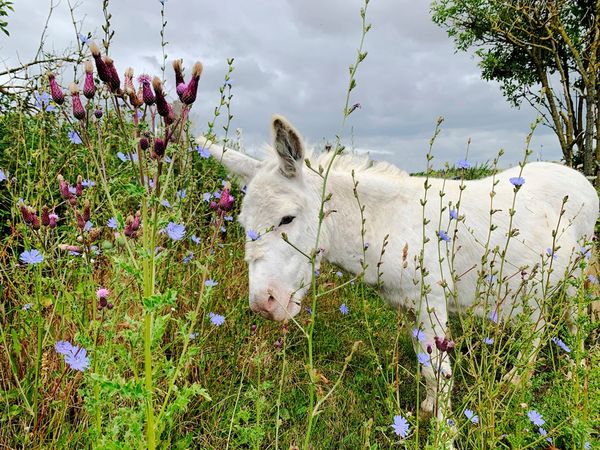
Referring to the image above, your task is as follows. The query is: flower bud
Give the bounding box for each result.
[124,67,135,94]
[19,202,32,224]
[90,41,110,83]
[139,75,155,105]
[446,340,455,353]
[41,205,50,226]
[83,199,91,222]
[426,343,433,354]
[76,175,84,196]
[48,213,58,228]
[31,213,40,230]
[103,56,121,92]
[181,61,202,105]
[99,297,108,308]
[153,137,165,158]
[140,136,149,150]
[165,102,176,125]
[152,76,170,117]
[48,72,65,105]
[107,302,114,310]
[209,201,218,210]
[76,212,86,230]
[94,108,103,119]
[173,59,185,87]
[176,82,187,98]
[83,60,96,99]
[58,175,71,199]
[70,84,85,120]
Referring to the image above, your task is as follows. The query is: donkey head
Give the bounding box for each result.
[201,116,322,321]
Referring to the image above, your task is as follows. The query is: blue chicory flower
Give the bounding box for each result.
[392,414,410,438]
[20,249,44,265]
[165,222,185,241]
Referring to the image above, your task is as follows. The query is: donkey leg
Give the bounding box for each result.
[503,315,546,386]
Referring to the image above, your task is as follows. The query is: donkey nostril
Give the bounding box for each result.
[267,295,276,304]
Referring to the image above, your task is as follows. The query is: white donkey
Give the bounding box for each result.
[199,115,598,417]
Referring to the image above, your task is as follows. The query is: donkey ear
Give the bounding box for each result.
[272,114,305,178]
[196,136,260,183]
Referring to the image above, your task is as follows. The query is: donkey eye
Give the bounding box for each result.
[278,215,295,226]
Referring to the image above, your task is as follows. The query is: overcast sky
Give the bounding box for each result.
[1,0,560,172]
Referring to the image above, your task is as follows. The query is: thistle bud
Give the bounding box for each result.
[138,75,155,105]
[59,244,83,253]
[181,61,202,105]
[209,201,218,210]
[94,108,103,119]
[83,60,96,99]
[90,41,110,83]
[48,213,58,228]
[173,59,185,87]
[75,175,84,196]
[31,213,41,230]
[41,205,50,226]
[83,199,91,222]
[88,227,102,242]
[140,136,149,150]
[434,336,447,352]
[153,138,165,158]
[19,203,33,224]
[58,175,71,200]
[426,343,433,354]
[48,72,65,105]
[176,82,187,99]
[152,77,170,117]
[124,67,135,94]
[165,102,176,125]
[103,56,120,92]
[70,84,85,120]
[99,296,108,308]
[218,188,235,211]
[76,212,86,230]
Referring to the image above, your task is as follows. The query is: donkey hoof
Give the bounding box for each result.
[420,397,435,415]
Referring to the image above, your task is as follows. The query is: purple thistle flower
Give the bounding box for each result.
[181,62,202,105]
[417,352,431,367]
[392,415,410,438]
[139,74,155,105]
[90,42,110,83]
[457,159,471,169]
[247,229,260,241]
[20,249,44,265]
[165,222,185,241]
[464,409,479,424]
[527,410,545,426]
[68,130,82,145]
[205,279,218,288]
[438,230,451,242]
[509,176,525,187]
[339,303,349,315]
[209,312,225,326]
[551,336,571,353]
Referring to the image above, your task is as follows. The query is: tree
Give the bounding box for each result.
[432,0,600,182]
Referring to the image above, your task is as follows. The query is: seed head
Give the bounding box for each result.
[152,76,170,117]
[181,61,202,105]
[124,67,135,94]
[47,72,65,105]
[89,41,110,83]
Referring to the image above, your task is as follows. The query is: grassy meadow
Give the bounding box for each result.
[1,2,599,450]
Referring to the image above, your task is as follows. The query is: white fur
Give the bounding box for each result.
[198,116,599,419]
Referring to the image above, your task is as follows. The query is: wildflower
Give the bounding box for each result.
[68,130,82,145]
[152,76,170,117]
[447,419,455,427]
[103,56,120,92]
[22,303,33,311]
[205,279,218,287]
[55,340,75,355]
[34,91,55,112]
[197,145,211,158]
[247,229,260,241]
[94,108,103,119]
[538,427,551,442]
[183,252,194,264]
[209,312,225,326]
[202,192,212,202]
[509,176,525,187]
[464,409,479,424]
[488,310,498,323]
[140,136,150,150]
[336,271,343,277]
[438,230,451,242]
[83,60,96,99]
[81,179,95,188]
[0,169,6,182]
[449,208,458,220]
[69,84,85,120]
[485,274,496,284]
[89,41,110,83]
[153,138,166,159]
[218,188,235,211]
[161,199,172,208]
[483,337,494,345]
[551,336,571,353]
[64,346,90,372]
[579,246,592,260]
[47,72,65,105]
[339,303,349,315]
[527,409,545,427]
[177,189,186,199]
[165,222,185,241]
[191,235,201,244]
[181,61,203,105]
[588,274,598,284]
[457,159,471,169]
[417,352,431,367]
[305,306,312,315]
[20,249,44,265]
[96,288,109,299]
[107,217,118,229]
[138,74,155,105]
[224,215,233,221]
[173,59,185,100]
[213,190,222,200]
[392,414,410,438]
[78,33,90,44]
[585,442,591,449]
[412,328,425,342]
[546,248,557,260]
[364,242,370,250]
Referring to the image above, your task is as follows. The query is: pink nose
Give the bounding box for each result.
[250,294,278,320]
